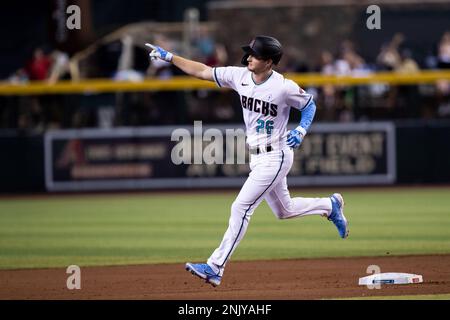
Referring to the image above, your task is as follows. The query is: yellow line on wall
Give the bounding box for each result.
[1,70,449,95]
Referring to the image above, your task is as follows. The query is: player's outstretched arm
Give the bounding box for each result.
[145,43,214,81]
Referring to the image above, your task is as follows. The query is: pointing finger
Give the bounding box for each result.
[145,43,156,50]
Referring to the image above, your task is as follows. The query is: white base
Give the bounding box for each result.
[358,272,423,285]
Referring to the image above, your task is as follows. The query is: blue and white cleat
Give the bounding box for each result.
[328,193,349,239]
[185,262,221,287]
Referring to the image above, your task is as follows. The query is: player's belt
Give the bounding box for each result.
[249,145,273,155]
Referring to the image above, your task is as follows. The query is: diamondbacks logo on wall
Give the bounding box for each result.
[56,139,86,168]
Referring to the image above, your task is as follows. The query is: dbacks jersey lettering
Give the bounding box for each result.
[212,66,312,148]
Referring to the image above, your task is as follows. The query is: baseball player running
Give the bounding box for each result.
[146,35,349,287]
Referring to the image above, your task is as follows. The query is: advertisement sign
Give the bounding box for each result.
[45,122,396,191]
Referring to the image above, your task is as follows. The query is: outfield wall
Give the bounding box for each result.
[1,120,450,192]
[42,122,396,191]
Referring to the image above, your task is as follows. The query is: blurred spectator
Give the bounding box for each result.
[25,48,51,80]
[47,50,71,84]
[437,31,450,69]
[334,55,351,75]
[204,40,234,122]
[113,35,147,82]
[5,30,450,130]
[188,30,233,123]
[436,32,450,117]
[8,68,29,84]
[343,50,368,74]
[396,49,420,117]
[279,48,309,73]
[424,49,439,69]
[395,49,419,73]
[19,47,70,84]
[192,29,228,67]
[195,29,215,61]
[336,41,368,121]
[317,50,338,120]
[338,40,368,74]
[320,50,336,75]
[377,33,404,71]
[205,43,228,67]
[145,34,186,124]
[375,34,421,115]
[17,97,44,132]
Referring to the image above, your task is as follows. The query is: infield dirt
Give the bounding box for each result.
[1,255,449,299]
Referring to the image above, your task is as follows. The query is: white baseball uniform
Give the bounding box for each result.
[207,66,333,276]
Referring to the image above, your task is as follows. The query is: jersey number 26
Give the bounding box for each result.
[256,119,274,134]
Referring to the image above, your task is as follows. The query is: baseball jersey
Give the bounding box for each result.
[212,66,313,148]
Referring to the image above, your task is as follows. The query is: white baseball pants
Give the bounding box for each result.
[207,147,332,276]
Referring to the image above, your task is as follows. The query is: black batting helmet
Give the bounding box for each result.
[241,35,283,66]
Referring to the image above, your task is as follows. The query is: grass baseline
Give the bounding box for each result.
[0,187,449,269]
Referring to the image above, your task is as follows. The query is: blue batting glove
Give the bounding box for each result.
[286,126,307,149]
[145,43,173,62]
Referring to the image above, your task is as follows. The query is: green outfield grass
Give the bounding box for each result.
[0,187,450,269]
